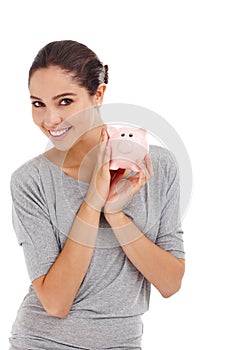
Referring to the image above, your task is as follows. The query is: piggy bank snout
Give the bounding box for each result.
[118,140,133,153]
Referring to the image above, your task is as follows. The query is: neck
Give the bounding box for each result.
[64,124,103,168]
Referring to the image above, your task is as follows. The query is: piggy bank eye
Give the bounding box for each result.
[121,133,125,137]
[129,133,133,137]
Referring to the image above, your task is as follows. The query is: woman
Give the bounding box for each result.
[9,40,185,350]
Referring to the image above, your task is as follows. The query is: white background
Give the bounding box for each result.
[1,0,232,348]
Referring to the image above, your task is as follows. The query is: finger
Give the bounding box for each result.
[139,169,147,186]
[144,153,154,178]
[100,124,108,143]
[97,127,109,164]
[136,159,150,179]
[136,155,153,180]
[124,172,144,193]
[103,142,111,165]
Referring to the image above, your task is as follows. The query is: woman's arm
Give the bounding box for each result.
[105,212,185,298]
[33,127,111,318]
[33,202,100,318]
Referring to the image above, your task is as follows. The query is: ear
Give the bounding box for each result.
[137,128,147,136]
[94,83,107,106]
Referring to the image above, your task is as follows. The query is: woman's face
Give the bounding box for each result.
[29,65,104,150]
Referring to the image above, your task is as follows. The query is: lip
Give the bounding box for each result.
[48,126,72,141]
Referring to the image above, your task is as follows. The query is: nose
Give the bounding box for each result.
[44,109,62,128]
[118,140,133,153]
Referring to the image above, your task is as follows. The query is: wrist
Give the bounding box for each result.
[105,212,144,246]
[104,211,130,228]
[68,201,101,247]
[79,201,101,225]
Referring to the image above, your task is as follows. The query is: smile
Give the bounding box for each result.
[49,126,72,137]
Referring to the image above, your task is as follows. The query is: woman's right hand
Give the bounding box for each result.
[84,125,111,212]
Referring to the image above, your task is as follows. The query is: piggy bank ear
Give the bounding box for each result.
[107,126,118,137]
[136,128,147,136]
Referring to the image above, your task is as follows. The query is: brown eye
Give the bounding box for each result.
[60,98,73,105]
[32,101,45,107]
[121,133,125,137]
[129,133,133,137]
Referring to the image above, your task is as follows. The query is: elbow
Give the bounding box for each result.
[152,278,183,298]
[43,304,70,319]
[46,308,70,319]
[32,276,72,318]
[157,260,185,298]
[160,281,182,298]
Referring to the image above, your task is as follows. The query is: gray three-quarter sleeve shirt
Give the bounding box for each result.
[9,145,185,350]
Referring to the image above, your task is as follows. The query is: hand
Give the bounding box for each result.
[84,126,111,212]
[104,154,154,215]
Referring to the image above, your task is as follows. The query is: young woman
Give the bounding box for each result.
[9,40,185,350]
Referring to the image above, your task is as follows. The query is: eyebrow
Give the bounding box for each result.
[30,92,77,100]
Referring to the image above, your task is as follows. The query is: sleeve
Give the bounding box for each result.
[155,150,185,259]
[10,165,60,282]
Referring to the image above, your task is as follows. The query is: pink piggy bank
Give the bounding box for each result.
[107,126,149,171]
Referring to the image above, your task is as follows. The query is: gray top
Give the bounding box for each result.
[9,145,185,350]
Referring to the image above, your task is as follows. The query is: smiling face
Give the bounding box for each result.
[29,65,105,151]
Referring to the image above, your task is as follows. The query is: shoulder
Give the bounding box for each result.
[149,144,178,168]
[10,154,44,193]
[149,144,179,182]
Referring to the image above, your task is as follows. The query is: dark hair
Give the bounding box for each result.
[28,40,108,96]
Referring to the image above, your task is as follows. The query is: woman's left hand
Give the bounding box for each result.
[104,154,154,215]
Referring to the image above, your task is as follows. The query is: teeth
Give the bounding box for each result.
[50,127,70,137]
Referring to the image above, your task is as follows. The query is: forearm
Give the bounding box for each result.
[34,202,100,318]
[105,212,185,298]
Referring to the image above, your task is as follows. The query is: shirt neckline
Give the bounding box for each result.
[40,153,90,186]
